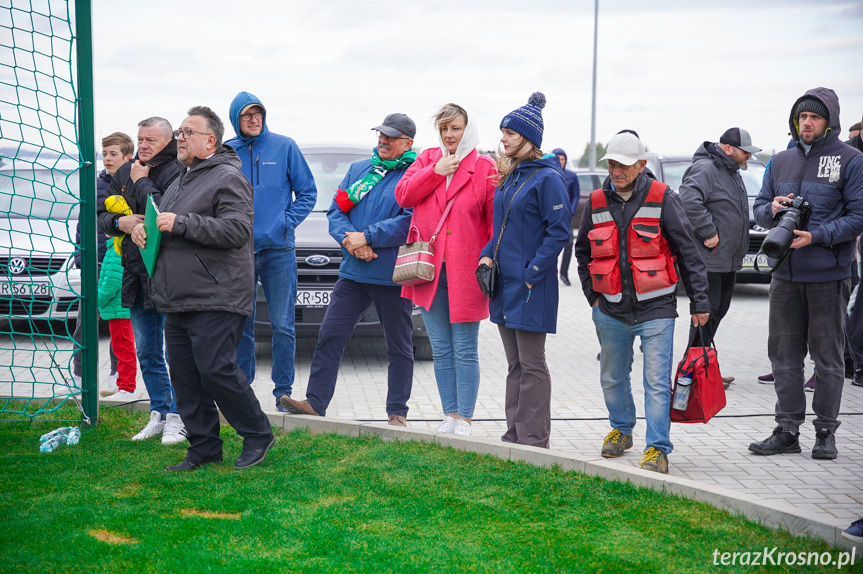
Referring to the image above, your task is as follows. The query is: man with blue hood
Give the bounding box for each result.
[225,92,317,411]
[551,147,580,286]
[749,87,863,460]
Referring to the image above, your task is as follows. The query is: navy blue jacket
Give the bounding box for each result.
[327,151,412,286]
[480,155,571,333]
[75,169,111,267]
[753,87,863,282]
[225,91,317,252]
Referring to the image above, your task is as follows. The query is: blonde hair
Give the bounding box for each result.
[433,103,468,131]
[496,138,543,187]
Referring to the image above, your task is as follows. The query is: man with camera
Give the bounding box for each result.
[749,88,863,460]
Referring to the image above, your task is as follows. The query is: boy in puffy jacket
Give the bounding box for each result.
[98,238,137,400]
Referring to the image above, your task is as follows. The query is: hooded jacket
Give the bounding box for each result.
[97,238,129,321]
[552,147,581,217]
[225,92,317,252]
[97,139,183,309]
[575,172,710,324]
[327,150,413,286]
[753,87,863,282]
[395,112,496,322]
[148,146,254,316]
[678,142,749,273]
[479,155,571,333]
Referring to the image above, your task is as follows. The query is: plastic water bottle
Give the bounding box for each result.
[672,374,693,411]
[66,427,81,446]
[40,433,68,453]
[39,427,72,444]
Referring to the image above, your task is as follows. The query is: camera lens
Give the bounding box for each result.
[761,209,801,260]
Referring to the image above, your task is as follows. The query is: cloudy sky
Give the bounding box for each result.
[13,0,863,163]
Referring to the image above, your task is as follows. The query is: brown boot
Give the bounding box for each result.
[279,396,321,416]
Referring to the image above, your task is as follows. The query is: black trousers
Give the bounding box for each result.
[559,225,575,277]
[690,271,736,346]
[164,311,272,462]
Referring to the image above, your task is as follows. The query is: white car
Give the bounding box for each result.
[0,154,82,321]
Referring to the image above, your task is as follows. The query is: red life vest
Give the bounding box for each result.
[586,180,680,302]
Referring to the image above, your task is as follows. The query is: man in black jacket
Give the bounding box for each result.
[98,117,185,445]
[679,127,762,388]
[132,106,274,471]
[847,115,862,153]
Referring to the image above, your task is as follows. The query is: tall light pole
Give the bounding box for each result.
[589,0,599,169]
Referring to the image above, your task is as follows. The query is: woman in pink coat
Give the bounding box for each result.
[395,103,497,436]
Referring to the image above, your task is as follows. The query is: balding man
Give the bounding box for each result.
[98,116,185,446]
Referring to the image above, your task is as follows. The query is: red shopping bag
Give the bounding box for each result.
[671,326,726,423]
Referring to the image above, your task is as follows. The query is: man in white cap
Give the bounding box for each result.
[678,127,762,389]
[574,131,710,474]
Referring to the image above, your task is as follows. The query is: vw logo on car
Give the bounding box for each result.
[8,257,27,275]
[305,254,330,267]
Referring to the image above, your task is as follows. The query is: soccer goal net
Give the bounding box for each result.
[0,0,96,423]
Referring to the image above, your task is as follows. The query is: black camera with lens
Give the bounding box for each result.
[760,196,812,261]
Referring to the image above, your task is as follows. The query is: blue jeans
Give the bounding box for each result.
[130,290,176,416]
[237,248,298,401]
[419,267,480,418]
[592,306,674,454]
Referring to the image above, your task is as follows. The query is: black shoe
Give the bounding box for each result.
[560,274,571,286]
[165,457,222,471]
[812,428,838,460]
[235,435,276,469]
[853,370,863,388]
[748,426,801,455]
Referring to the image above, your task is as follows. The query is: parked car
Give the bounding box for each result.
[252,145,433,359]
[0,154,82,321]
[571,169,607,228]
[645,152,770,284]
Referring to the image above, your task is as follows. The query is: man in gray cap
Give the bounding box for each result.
[281,113,417,426]
[679,127,761,388]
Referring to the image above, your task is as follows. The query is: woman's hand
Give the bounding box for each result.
[478,256,493,267]
[434,154,459,176]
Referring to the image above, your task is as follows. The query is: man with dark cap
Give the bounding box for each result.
[749,88,863,460]
[281,113,417,426]
[847,117,863,153]
[679,127,762,389]
[552,148,580,286]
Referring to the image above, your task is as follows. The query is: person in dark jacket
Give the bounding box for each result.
[132,106,274,471]
[478,93,571,449]
[551,147,580,286]
[749,88,863,461]
[71,132,133,392]
[575,131,710,474]
[679,127,762,388]
[98,117,185,445]
[847,115,863,153]
[281,113,416,426]
[225,92,317,409]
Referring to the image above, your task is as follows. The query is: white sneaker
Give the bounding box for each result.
[161,413,187,445]
[100,373,120,397]
[132,411,165,441]
[435,416,457,434]
[64,375,81,388]
[103,389,136,401]
[453,419,472,436]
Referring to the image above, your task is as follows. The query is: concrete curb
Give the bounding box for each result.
[108,399,858,550]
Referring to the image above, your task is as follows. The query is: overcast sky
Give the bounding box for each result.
[81,0,863,162]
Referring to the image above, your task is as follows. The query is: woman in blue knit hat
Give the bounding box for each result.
[478,92,572,448]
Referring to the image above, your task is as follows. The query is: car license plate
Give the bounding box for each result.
[296,290,330,307]
[0,282,50,297]
[742,254,768,267]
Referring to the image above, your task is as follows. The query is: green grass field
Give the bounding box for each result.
[0,405,844,573]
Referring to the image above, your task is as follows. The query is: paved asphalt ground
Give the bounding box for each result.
[8,275,862,531]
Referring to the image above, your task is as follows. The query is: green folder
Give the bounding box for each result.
[141,195,162,277]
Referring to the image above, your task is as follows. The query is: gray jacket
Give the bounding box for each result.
[149,145,255,316]
[678,142,748,272]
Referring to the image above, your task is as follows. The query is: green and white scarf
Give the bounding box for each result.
[335,150,416,212]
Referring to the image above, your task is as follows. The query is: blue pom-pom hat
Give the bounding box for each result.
[500,91,546,148]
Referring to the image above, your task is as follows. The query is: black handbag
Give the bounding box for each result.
[475,168,543,298]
